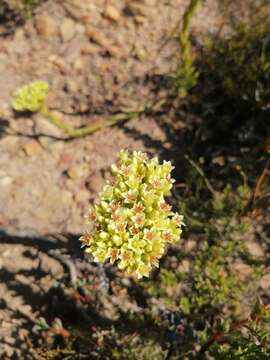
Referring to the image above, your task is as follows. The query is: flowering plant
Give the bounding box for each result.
[80,150,184,279]
[11,81,145,138]
[11,80,49,112]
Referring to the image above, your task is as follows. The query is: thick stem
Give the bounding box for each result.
[39,103,150,138]
[180,0,201,53]
[40,104,75,134]
[175,0,201,97]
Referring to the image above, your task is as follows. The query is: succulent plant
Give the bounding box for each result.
[80,150,184,279]
[11,80,49,112]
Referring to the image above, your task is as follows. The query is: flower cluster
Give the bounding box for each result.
[12,80,49,112]
[80,150,184,279]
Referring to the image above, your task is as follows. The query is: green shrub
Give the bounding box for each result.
[207,18,270,109]
[208,304,270,359]
[171,0,201,98]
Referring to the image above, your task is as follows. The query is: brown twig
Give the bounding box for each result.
[198,304,270,356]
[198,319,249,356]
[251,158,270,209]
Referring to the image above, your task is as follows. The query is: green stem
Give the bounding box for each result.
[180,0,201,53]
[175,0,201,97]
[39,102,154,138]
[40,105,74,135]
[185,155,217,196]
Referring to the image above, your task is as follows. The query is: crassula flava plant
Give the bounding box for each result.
[12,80,49,112]
[11,81,145,138]
[80,150,184,279]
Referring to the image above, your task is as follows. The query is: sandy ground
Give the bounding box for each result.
[0,0,259,358]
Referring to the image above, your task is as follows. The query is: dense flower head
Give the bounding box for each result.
[80,150,184,279]
[12,80,49,112]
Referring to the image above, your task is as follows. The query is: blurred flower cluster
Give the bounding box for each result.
[80,150,184,279]
[12,80,49,112]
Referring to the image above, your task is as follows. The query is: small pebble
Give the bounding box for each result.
[104,5,121,22]
[67,163,89,179]
[23,141,42,157]
[60,18,77,42]
[35,14,57,38]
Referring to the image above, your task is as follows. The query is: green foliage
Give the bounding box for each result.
[43,328,166,360]
[171,0,200,98]
[11,80,49,112]
[172,52,199,98]
[208,18,270,108]
[179,296,191,315]
[80,150,184,279]
[177,159,256,317]
[140,156,264,357]
[192,247,238,308]
[109,335,166,360]
[208,305,270,359]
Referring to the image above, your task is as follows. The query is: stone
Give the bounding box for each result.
[121,278,132,287]
[104,5,121,22]
[178,259,190,273]
[260,274,270,290]
[125,3,148,17]
[135,46,147,60]
[62,35,83,63]
[73,58,84,71]
[0,176,13,186]
[35,115,63,138]
[86,26,109,47]
[212,155,225,166]
[246,241,264,258]
[184,239,196,251]
[75,189,89,203]
[81,43,99,55]
[233,261,253,281]
[60,18,77,42]
[0,214,8,226]
[61,190,73,205]
[23,141,42,157]
[0,321,12,329]
[35,14,57,38]
[49,55,69,73]
[134,15,147,25]
[50,141,64,155]
[86,25,120,57]
[0,136,18,150]
[60,152,75,165]
[67,163,89,179]
[65,79,79,93]
[10,29,30,55]
[76,23,85,34]
[39,252,64,278]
